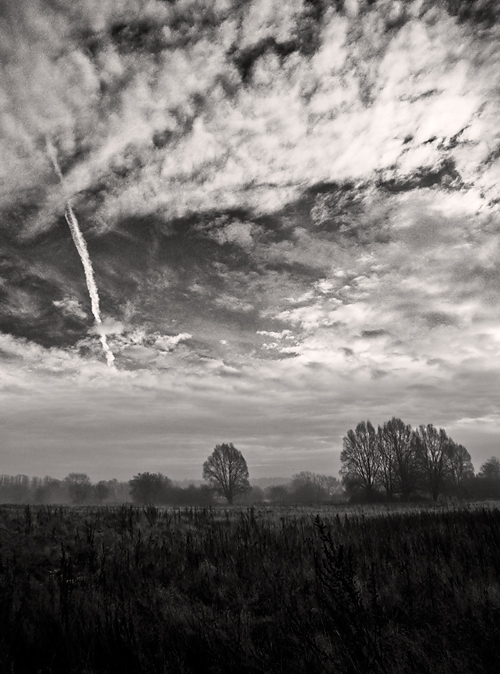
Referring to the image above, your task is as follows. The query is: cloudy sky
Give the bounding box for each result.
[1,0,500,481]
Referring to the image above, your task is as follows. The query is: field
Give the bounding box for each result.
[1,502,500,673]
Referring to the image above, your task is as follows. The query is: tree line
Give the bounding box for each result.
[2,434,500,506]
[131,443,342,505]
[0,469,342,506]
[0,473,215,506]
[341,417,500,502]
[0,443,343,506]
[0,474,130,505]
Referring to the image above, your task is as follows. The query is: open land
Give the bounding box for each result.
[1,502,500,673]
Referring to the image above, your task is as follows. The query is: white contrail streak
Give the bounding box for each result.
[46,139,115,367]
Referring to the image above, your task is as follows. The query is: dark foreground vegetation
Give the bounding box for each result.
[1,503,500,673]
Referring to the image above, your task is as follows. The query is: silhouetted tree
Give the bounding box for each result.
[202,443,250,505]
[414,425,450,501]
[95,481,111,503]
[290,472,341,503]
[376,426,396,499]
[472,456,500,499]
[341,421,380,498]
[129,472,173,505]
[445,442,474,495]
[0,475,31,503]
[379,418,419,501]
[32,476,66,504]
[478,456,500,480]
[65,473,92,504]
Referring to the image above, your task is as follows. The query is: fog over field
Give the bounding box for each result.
[1,0,500,480]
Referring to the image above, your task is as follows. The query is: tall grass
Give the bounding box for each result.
[0,503,499,673]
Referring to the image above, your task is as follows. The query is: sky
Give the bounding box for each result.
[1,0,500,481]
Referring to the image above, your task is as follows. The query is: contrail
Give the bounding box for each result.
[46,138,115,367]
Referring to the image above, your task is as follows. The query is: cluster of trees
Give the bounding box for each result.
[201,444,342,504]
[3,434,500,507]
[129,445,342,506]
[0,474,130,505]
[129,472,215,506]
[472,456,500,499]
[128,443,251,505]
[341,418,500,502]
[265,472,342,504]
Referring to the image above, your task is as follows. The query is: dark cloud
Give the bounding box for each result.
[423,310,458,328]
[376,158,465,193]
[361,329,389,338]
[442,0,500,27]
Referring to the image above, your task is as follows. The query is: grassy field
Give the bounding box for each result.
[1,502,500,673]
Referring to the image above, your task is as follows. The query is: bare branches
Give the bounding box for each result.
[202,443,251,505]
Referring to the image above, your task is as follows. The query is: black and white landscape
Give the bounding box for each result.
[2,2,500,672]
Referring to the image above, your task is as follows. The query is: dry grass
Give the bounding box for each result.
[1,502,499,673]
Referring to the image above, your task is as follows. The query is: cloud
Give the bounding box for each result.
[455,414,500,428]
[3,0,500,477]
[256,329,293,339]
[214,293,255,313]
[2,0,499,237]
[154,332,192,350]
[90,317,126,336]
[3,303,500,479]
[200,218,259,251]
[53,297,88,320]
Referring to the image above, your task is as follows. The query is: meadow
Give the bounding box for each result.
[1,502,500,673]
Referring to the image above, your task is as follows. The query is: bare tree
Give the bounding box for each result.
[445,442,474,494]
[290,472,339,503]
[129,472,172,505]
[376,425,396,499]
[340,421,380,497]
[202,443,250,505]
[414,424,450,501]
[379,418,419,501]
[475,456,500,499]
[478,456,500,480]
[65,473,92,504]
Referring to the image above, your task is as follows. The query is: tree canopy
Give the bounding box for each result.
[65,473,92,504]
[340,421,380,496]
[340,418,475,502]
[202,443,251,505]
[129,472,173,505]
[478,456,500,480]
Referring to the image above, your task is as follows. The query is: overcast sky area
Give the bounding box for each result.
[1,0,500,481]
